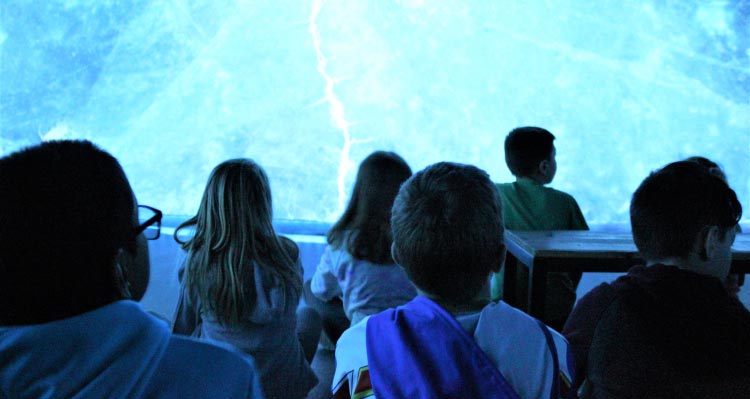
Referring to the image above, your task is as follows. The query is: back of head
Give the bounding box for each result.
[182,159,275,252]
[328,151,412,264]
[630,160,741,262]
[391,162,505,305]
[504,126,555,177]
[0,140,134,325]
[683,156,728,182]
[179,158,301,325]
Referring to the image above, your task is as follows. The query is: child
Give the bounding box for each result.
[493,126,588,331]
[172,159,319,399]
[0,141,261,398]
[333,162,574,399]
[310,151,417,332]
[684,156,744,298]
[563,160,747,397]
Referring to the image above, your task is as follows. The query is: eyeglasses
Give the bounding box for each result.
[135,205,162,240]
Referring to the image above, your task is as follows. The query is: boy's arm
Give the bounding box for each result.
[562,283,618,391]
[585,299,669,398]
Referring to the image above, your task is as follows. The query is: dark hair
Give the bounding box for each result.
[391,162,505,305]
[504,126,555,177]
[328,151,412,264]
[175,159,301,325]
[683,156,727,182]
[0,140,135,325]
[630,160,742,260]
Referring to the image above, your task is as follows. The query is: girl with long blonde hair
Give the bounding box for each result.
[173,159,319,399]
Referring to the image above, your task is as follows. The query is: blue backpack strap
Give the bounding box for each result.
[536,319,561,399]
[366,296,521,399]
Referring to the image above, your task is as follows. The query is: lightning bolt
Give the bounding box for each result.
[309,0,356,216]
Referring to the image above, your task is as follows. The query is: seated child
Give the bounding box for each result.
[563,160,748,397]
[493,126,588,331]
[172,159,320,399]
[310,151,417,334]
[0,141,261,398]
[684,156,744,298]
[333,162,574,399]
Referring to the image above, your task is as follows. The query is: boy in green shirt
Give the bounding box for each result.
[493,126,588,331]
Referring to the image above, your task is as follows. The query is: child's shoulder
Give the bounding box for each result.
[497,180,577,202]
[333,316,371,397]
[338,315,369,348]
[479,300,567,346]
[541,185,578,202]
[278,235,300,260]
[480,300,543,328]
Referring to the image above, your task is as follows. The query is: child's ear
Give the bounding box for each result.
[391,243,402,266]
[491,243,506,273]
[538,159,550,176]
[116,235,150,301]
[700,225,721,262]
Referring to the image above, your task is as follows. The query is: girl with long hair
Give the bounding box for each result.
[308,151,417,340]
[172,159,319,399]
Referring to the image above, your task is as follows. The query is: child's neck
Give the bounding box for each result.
[440,299,490,316]
[517,175,547,185]
[418,290,490,316]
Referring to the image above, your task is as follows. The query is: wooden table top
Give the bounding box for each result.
[504,230,750,272]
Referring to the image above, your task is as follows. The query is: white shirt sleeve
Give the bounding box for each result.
[310,245,343,301]
[474,301,574,399]
[333,317,374,398]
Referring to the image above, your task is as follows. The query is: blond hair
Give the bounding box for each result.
[175,159,301,325]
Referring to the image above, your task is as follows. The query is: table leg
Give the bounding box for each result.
[503,252,519,307]
[529,260,547,320]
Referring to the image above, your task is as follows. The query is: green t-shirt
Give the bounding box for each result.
[493,178,588,326]
[496,178,588,231]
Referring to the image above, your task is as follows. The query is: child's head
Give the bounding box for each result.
[504,126,556,183]
[630,160,741,279]
[177,158,301,324]
[0,140,142,325]
[191,159,274,245]
[683,156,728,182]
[329,151,412,264]
[391,162,505,306]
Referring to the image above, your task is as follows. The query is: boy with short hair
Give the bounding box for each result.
[0,140,261,398]
[563,161,749,397]
[333,162,574,399]
[493,126,588,330]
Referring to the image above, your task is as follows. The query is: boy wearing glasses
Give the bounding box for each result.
[0,140,262,398]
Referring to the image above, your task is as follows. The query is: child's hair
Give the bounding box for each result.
[327,151,412,264]
[391,162,505,305]
[630,160,741,261]
[683,156,727,182]
[504,126,555,177]
[0,140,135,325]
[175,159,301,325]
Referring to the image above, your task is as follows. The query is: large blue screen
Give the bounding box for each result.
[2,1,748,224]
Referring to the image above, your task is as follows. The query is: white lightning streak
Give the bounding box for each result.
[309,0,356,215]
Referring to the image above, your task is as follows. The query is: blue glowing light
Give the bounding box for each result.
[1,0,748,224]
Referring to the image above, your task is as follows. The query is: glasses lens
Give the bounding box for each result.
[138,206,161,240]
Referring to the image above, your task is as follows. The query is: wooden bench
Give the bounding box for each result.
[502,230,750,319]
